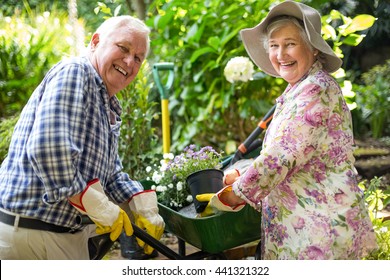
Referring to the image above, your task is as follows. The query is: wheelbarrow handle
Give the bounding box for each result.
[79,215,183,260]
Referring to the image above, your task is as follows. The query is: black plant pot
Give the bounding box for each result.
[186,168,224,213]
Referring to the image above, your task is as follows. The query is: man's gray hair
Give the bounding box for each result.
[93,15,151,56]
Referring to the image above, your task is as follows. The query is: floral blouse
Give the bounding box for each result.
[232,61,377,259]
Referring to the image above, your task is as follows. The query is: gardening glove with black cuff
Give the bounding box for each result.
[128,190,165,255]
[69,178,133,241]
[196,186,246,217]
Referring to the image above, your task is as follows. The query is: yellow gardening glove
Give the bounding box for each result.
[196,186,246,217]
[129,190,165,255]
[194,193,215,217]
[70,179,133,241]
[94,209,133,241]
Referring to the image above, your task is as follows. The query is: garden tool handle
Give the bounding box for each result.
[230,104,276,165]
[152,62,175,154]
[238,104,275,153]
[153,62,174,100]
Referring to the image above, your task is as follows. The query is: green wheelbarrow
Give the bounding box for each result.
[130,105,276,259]
[86,63,275,260]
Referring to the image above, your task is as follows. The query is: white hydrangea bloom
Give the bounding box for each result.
[224,56,255,83]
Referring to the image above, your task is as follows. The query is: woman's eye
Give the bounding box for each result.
[118,45,128,52]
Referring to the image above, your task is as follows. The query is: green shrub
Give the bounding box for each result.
[361,176,390,260]
[0,115,19,162]
[146,0,282,153]
[353,60,390,138]
[116,61,162,180]
[0,7,81,118]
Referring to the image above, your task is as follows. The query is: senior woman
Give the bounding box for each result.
[198,1,377,260]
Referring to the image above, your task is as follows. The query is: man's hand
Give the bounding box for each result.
[69,179,133,241]
[128,190,165,255]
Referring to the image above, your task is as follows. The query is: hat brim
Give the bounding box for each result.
[240,1,342,77]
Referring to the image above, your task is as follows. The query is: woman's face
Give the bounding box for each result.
[268,23,316,85]
[89,26,147,97]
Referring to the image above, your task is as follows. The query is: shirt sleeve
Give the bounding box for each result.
[27,63,88,203]
[105,155,144,203]
[232,83,331,210]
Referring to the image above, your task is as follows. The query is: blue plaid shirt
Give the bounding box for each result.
[0,56,143,229]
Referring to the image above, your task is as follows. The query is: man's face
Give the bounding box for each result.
[90,26,147,97]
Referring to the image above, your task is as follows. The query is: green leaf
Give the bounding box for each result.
[189,46,216,63]
[344,15,377,35]
[344,33,365,46]
[322,24,336,41]
[156,10,175,30]
[114,5,122,17]
[207,36,220,51]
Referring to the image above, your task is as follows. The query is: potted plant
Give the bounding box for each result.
[146,145,224,212]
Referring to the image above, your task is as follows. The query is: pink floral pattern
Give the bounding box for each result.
[232,61,377,259]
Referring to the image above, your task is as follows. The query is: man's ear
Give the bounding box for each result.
[90,33,100,50]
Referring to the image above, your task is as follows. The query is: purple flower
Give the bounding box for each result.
[291,216,305,231]
[345,207,361,231]
[328,145,347,166]
[300,84,321,97]
[298,246,325,260]
[334,190,347,204]
[277,182,298,210]
[304,188,327,204]
[303,158,326,183]
[328,113,342,131]
[304,100,329,127]
[267,223,289,246]
[241,166,259,184]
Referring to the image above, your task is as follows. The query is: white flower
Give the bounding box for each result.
[170,201,178,208]
[146,166,152,173]
[152,171,163,184]
[186,195,193,203]
[160,160,168,171]
[176,181,183,191]
[167,183,174,189]
[163,153,174,160]
[379,227,388,233]
[156,185,165,192]
[224,56,255,83]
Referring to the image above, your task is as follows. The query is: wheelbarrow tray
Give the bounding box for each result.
[158,202,261,254]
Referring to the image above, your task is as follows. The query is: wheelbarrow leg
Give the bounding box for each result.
[178,238,186,256]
